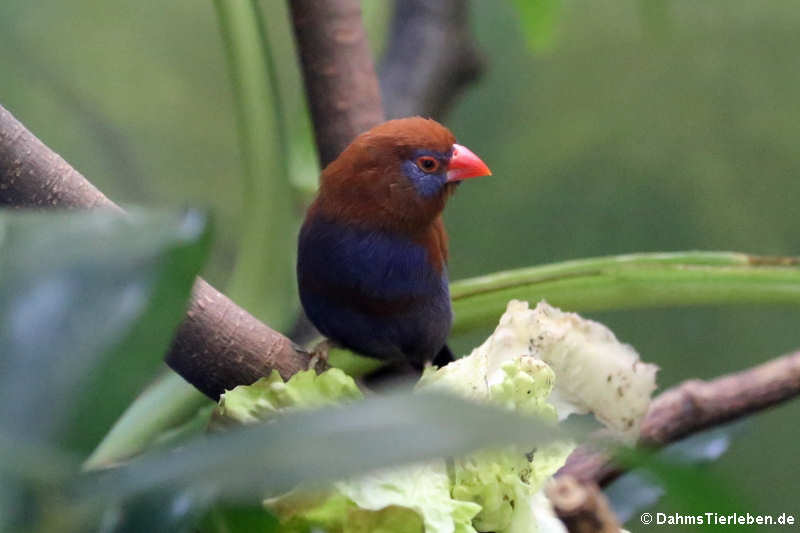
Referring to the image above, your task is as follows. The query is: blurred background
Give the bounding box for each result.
[2,1,799,529]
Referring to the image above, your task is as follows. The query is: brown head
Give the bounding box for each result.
[311,117,491,236]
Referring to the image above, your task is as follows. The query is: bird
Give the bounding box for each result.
[297,117,491,370]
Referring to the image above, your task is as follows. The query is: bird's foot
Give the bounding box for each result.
[307,339,333,370]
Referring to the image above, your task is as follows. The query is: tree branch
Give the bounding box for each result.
[289,0,385,168]
[379,0,484,120]
[0,106,117,211]
[1,1,389,400]
[547,476,621,533]
[0,103,323,399]
[558,349,800,485]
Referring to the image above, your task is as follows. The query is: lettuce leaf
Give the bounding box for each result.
[213,368,362,428]
[421,358,571,532]
[462,300,658,440]
[214,368,479,533]
[212,300,656,533]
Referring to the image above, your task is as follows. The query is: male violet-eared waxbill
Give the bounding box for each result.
[297,117,491,369]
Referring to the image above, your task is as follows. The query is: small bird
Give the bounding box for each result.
[297,117,491,369]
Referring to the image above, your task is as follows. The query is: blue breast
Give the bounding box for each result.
[297,215,451,364]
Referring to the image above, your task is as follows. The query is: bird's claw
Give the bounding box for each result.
[307,339,333,370]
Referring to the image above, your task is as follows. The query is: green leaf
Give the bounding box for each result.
[613,445,751,520]
[0,432,78,485]
[0,209,211,454]
[86,371,212,470]
[214,0,298,329]
[607,425,739,523]
[0,432,82,532]
[451,251,800,334]
[98,486,218,533]
[72,392,570,509]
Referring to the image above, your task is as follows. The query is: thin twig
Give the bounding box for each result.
[558,349,800,485]
[547,476,621,533]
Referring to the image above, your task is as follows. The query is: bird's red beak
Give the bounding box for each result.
[446,144,492,182]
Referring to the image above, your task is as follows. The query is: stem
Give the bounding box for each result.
[288,0,384,167]
[451,251,800,333]
[547,476,621,533]
[84,371,211,469]
[214,0,296,328]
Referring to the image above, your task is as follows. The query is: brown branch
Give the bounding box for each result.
[289,0,385,168]
[379,0,484,120]
[0,103,323,399]
[0,107,118,211]
[559,349,800,485]
[547,476,621,533]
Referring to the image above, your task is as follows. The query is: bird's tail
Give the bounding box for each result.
[432,343,455,367]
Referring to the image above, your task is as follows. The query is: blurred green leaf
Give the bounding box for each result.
[511,0,562,52]
[606,424,740,523]
[0,209,211,454]
[199,504,279,533]
[214,0,298,329]
[0,432,82,532]
[451,251,800,334]
[613,444,752,520]
[96,487,217,533]
[73,392,570,508]
[86,371,212,470]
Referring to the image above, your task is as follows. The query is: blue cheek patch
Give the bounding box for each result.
[402,158,447,198]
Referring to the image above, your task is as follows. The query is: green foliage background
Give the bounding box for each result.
[2,0,800,529]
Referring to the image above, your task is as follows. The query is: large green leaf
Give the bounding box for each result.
[73,391,570,508]
[0,209,211,453]
[97,487,218,533]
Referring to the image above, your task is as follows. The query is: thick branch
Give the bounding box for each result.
[0,103,322,399]
[559,349,800,485]
[289,0,384,167]
[379,0,484,120]
[547,476,621,533]
[0,107,116,211]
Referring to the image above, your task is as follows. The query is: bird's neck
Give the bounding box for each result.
[313,186,446,236]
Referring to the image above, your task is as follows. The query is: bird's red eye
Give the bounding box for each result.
[416,156,440,173]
